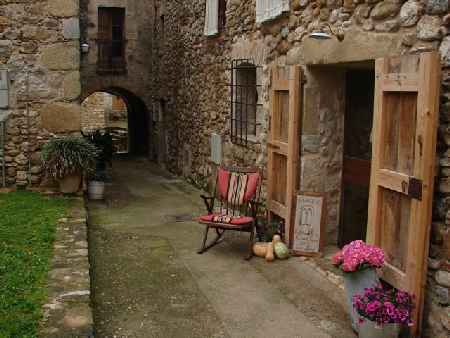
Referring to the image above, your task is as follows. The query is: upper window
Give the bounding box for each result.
[204,0,226,36]
[231,60,260,146]
[97,7,126,74]
[256,0,290,23]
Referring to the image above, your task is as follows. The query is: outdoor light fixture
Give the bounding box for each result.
[81,43,90,53]
[309,23,344,42]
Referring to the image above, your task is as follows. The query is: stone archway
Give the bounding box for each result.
[81,87,152,157]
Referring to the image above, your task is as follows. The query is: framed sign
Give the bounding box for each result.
[291,192,326,257]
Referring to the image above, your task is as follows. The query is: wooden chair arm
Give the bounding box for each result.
[200,195,215,214]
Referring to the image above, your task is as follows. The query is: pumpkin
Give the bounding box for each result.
[253,242,268,257]
[265,242,275,262]
[274,241,289,259]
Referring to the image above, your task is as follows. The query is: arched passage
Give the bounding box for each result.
[81,87,151,157]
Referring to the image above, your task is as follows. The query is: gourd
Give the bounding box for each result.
[265,242,275,262]
[272,234,289,259]
[253,242,268,258]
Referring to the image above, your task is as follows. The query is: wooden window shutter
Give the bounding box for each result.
[204,0,219,36]
[256,0,268,23]
[257,0,289,23]
[98,8,112,40]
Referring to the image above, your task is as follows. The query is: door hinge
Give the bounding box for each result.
[408,177,423,201]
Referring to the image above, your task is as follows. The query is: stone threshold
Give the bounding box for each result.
[303,245,346,292]
[39,197,94,338]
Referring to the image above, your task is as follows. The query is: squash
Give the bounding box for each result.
[274,241,290,259]
[253,242,268,258]
[272,234,282,243]
[265,242,275,262]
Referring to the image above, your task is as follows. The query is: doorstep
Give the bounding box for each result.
[307,245,346,291]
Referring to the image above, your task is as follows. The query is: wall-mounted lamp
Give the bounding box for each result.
[309,23,344,42]
[81,43,90,53]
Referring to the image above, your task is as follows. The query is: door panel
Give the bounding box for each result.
[267,66,302,246]
[367,52,440,337]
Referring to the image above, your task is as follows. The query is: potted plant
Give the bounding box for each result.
[353,284,415,338]
[332,240,385,331]
[82,129,114,170]
[88,171,107,200]
[42,136,98,193]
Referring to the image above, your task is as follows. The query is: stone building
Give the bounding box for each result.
[0,0,449,337]
[150,1,450,337]
[0,0,155,187]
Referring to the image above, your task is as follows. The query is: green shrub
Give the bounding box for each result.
[42,136,99,179]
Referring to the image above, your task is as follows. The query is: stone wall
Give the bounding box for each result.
[0,0,82,186]
[80,0,155,157]
[81,92,108,132]
[152,0,450,336]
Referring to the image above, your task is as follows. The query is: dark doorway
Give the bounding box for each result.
[125,91,149,156]
[339,69,375,247]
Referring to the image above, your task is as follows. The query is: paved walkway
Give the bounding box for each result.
[87,158,355,338]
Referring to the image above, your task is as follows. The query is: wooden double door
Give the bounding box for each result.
[267,52,440,337]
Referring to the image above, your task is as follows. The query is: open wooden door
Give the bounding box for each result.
[367,52,441,336]
[267,65,302,246]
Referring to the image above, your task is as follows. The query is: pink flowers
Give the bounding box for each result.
[353,284,415,326]
[332,240,385,272]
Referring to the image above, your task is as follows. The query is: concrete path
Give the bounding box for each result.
[87,158,355,338]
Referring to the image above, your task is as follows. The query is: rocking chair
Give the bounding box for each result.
[197,166,262,260]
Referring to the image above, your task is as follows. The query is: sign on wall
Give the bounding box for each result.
[292,192,326,256]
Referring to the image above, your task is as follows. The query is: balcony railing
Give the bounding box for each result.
[97,39,127,74]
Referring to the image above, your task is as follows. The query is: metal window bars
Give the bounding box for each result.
[230,59,262,146]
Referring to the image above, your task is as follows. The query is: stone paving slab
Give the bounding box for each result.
[39,198,94,338]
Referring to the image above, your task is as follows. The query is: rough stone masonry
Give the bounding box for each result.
[0,0,82,186]
[0,0,449,337]
[150,1,450,337]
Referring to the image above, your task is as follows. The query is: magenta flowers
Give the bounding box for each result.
[353,284,415,326]
[332,240,385,272]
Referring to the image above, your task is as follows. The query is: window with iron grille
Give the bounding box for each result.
[230,59,261,146]
[97,7,126,74]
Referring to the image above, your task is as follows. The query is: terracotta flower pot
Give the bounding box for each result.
[343,268,379,332]
[359,320,400,338]
[58,173,81,193]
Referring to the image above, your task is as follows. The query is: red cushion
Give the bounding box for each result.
[244,172,260,202]
[230,216,254,225]
[198,214,254,225]
[217,168,230,200]
[199,214,215,222]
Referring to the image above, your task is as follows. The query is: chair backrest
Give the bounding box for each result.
[215,166,262,216]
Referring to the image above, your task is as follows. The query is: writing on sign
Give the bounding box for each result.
[292,193,326,256]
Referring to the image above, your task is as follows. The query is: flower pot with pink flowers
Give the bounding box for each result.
[332,240,385,332]
[353,284,415,338]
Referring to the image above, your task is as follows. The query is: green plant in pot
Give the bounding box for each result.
[42,136,99,193]
[82,129,114,170]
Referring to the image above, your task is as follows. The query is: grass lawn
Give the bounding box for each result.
[0,192,68,338]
